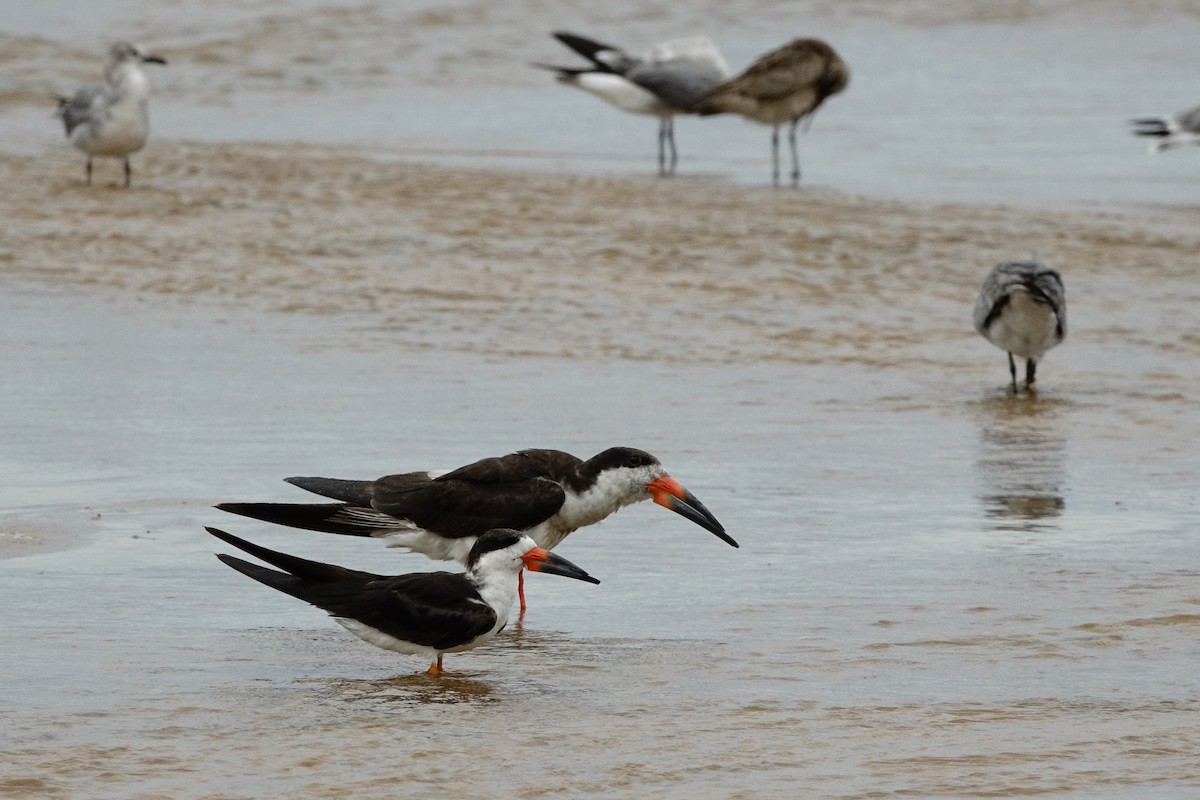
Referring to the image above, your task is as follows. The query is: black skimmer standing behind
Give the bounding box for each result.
[208,526,599,677]
[696,38,849,187]
[217,447,736,609]
[973,260,1067,394]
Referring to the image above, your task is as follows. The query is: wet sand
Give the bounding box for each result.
[4,140,1200,373]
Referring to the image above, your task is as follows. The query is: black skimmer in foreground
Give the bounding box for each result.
[217,447,735,609]
[57,42,167,187]
[697,38,849,187]
[973,260,1067,394]
[208,526,599,677]
[535,32,730,176]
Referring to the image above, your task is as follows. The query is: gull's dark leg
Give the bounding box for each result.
[789,118,801,187]
[665,116,677,176]
[657,119,667,176]
[86,158,93,186]
[1008,352,1018,394]
[124,158,132,188]
[771,126,781,186]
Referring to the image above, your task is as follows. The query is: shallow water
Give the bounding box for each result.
[2,282,1198,797]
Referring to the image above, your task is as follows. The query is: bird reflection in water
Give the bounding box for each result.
[975,393,1068,531]
[320,674,497,707]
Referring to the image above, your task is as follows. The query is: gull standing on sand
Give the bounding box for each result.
[57,41,167,187]
[973,260,1066,394]
[537,32,730,176]
[697,38,848,187]
[1129,105,1200,153]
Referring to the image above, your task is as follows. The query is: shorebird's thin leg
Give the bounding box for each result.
[426,654,444,677]
[657,119,668,176]
[124,158,132,188]
[1025,358,1038,390]
[665,116,677,176]
[86,158,93,186]
[788,118,801,187]
[1007,352,1019,394]
[771,126,781,186]
[518,569,527,613]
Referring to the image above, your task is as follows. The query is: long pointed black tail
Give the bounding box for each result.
[207,527,382,582]
[284,476,377,505]
[215,502,404,537]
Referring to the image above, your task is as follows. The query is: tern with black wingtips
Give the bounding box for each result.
[218,447,735,610]
[208,526,598,677]
[973,260,1067,394]
[536,32,730,176]
[1129,105,1200,154]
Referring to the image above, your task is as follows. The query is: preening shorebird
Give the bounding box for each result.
[697,38,848,187]
[973,260,1066,394]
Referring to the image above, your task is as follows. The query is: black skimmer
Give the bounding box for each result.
[1130,105,1200,153]
[535,32,730,176]
[218,447,735,609]
[57,42,167,187]
[973,260,1067,394]
[697,38,849,187]
[208,526,599,677]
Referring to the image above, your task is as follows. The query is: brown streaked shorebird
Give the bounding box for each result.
[698,38,849,187]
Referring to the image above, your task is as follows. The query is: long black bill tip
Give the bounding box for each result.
[675,492,739,548]
[540,552,601,585]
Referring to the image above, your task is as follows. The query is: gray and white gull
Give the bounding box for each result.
[537,32,730,176]
[58,41,167,187]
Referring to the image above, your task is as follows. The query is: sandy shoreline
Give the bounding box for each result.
[0,517,85,559]
[5,139,1198,367]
